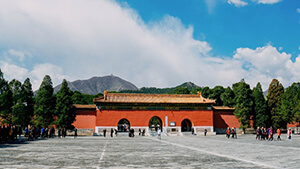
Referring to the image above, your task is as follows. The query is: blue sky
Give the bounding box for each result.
[122,0,300,59]
[0,0,299,90]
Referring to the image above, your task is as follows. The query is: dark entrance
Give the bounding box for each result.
[149,116,163,132]
[118,119,130,132]
[181,119,192,132]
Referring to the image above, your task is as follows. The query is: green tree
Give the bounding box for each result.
[20,78,34,127]
[0,69,13,125]
[201,87,211,98]
[220,87,235,107]
[252,82,268,128]
[34,75,55,128]
[9,79,25,126]
[280,83,300,126]
[72,91,88,104]
[266,79,284,128]
[55,79,75,129]
[174,87,190,94]
[232,79,253,131]
[209,86,225,106]
[190,87,202,94]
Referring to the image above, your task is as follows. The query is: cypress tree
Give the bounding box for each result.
[232,79,253,131]
[220,87,235,107]
[72,91,88,104]
[253,82,268,128]
[34,75,55,128]
[21,78,34,127]
[55,79,75,129]
[209,86,225,106]
[280,83,300,126]
[0,69,13,125]
[9,79,25,126]
[266,79,284,128]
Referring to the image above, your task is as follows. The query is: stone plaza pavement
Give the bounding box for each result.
[0,134,300,169]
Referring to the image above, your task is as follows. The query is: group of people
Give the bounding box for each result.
[226,127,237,139]
[138,129,146,136]
[102,128,118,137]
[0,125,22,143]
[256,127,293,141]
[102,128,147,138]
[0,125,79,143]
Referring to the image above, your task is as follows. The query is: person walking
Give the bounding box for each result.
[287,128,292,140]
[226,127,230,139]
[103,129,106,137]
[276,128,281,140]
[74,128,77,138]
[157,128,161,140]
[204,129,207,136]
[110,128,114,137]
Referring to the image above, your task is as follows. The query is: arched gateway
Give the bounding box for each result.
[149,116,163,132]
[118,119,130,132]
[74,92,239,136]
[181,119,192,132]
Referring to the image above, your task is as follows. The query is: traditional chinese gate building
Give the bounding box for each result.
[72,92,240,135]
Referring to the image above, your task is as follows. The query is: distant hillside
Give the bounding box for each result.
[177,82,200,90]
[120,82,201,94]
[54,75,138,95]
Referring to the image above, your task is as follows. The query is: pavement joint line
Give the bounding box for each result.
[98,140,108,169]
[146,137,279,169]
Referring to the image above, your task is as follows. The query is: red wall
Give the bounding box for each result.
[213,110,240,128]
[96,109,213,127]
[72,110,96,129]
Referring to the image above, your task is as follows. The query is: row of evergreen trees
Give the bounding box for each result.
[0,70,78,129]
[1,67,300,130]
[169,79,300,130]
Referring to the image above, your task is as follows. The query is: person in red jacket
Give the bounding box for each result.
[276,128,281,140]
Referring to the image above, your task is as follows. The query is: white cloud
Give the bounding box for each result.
[257,0,282,4]
[297,8,300,13]
[228,0,248,7]
[29,63,68,90]
[278,47,283,51]
[0,61,28,80]
[232,45,299,89]
[0,0,298,92]
[0,61,66,91]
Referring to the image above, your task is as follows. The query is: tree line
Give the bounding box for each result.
[1,68,300,131]
[121,79,300,131]
[0,69,100,130]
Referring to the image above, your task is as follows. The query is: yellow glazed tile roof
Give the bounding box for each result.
[94,92,215,104]
[73,104,96,109]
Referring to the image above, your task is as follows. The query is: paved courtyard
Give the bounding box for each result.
[0,134,300,169]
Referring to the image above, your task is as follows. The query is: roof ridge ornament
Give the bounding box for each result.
[104,90,108,100]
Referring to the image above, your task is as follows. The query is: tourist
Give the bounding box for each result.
[276,128,281,140]
[287,128,292,140]
[268,126,273,141]
[74,128,78,138]
[142,129,145,136]
[226,127,230,139]
[256,127,260,140]
[139,129,141,136]
[114,129,118,137]
[157,128,161,140]
[231,127,235,139]
[204,129,207,136]
[103,129,106,137]
[110,128,114,137]
[58,128,62,138]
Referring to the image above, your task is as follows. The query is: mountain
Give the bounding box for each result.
[120,81,201,94]
[176,82,200,90]
[54,75,138,95]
